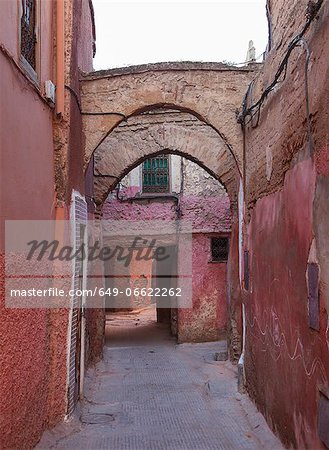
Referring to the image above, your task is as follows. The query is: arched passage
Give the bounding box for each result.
[92,108,240,207]
[82,64,251,370]
[90,106,235,340]
[101,151,231,344]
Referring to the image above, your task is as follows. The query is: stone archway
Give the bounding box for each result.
[92,108,239,207]
[80,62,260,176]
[80,62,257,363]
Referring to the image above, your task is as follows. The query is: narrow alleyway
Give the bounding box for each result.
[38,308,282,450]
[105,307,169,348]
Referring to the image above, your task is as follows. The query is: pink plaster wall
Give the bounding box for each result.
[103,195,176,221]
[103,194,231,234]
[103,193,230,342]
[0,1,19,57]
[0,22,55,450]
[0,257,50,450]
[0,0,95,447]
[177,233,228,343]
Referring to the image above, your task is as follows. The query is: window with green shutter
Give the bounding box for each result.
[142,155,170,193]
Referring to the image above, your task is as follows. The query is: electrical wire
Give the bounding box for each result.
[238,0,324,127]
[64,84,126,119]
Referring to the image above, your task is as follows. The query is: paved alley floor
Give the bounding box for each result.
[37,308,283,450]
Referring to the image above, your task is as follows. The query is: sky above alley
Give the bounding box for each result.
[92,0,269,70]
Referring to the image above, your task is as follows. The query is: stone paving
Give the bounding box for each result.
[37,308,283,450]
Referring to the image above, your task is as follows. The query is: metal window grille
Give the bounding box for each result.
[142,155,170,193]
[211,237,229,262]
[21,0,37,69]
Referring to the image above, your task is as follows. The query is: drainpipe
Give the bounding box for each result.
[56,0,65,117]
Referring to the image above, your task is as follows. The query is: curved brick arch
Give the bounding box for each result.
[80,62,260,173]
[93,109,239,205]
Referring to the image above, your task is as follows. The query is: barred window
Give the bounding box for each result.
[21,0,37,70]
[142,155,170,193]
[211,237,229,262]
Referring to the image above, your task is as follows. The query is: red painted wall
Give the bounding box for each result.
[245,158,329,449]
[241,6,329,447]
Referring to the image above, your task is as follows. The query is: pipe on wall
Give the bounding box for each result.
[56,0,65,117]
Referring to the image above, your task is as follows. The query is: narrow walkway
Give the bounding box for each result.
[38,308,283,450]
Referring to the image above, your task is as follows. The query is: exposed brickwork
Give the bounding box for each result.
[267,0,317,54]
[94,109,236,204]
[80,62,260,179]
[54,0,95,203]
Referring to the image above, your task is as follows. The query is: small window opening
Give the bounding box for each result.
[211,237,229,262]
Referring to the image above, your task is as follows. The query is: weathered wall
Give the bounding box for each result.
[245,158,329,449]
[80,62,260,176]
[227,221,243,362]
[0,1,55,447]
[102,156,231,236]
[55,0,95,203]
[0,0,97,447]
[57,0,104,376]
[267,0,313,53]
[116,155,228,199]
[103,195,231,234]
[243,2,329,448]
[178,233,228,343]
[84,65,257,361]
